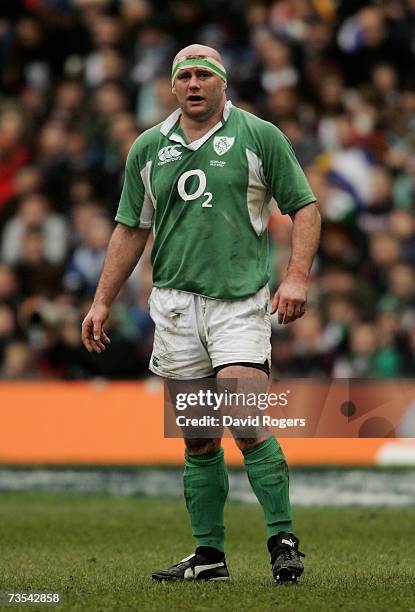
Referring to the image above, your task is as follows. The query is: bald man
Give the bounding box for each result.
[82,43,320,584]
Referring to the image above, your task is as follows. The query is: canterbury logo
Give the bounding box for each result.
[158,145,182,162]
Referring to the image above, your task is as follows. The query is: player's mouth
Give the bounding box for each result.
[187,95,205,105]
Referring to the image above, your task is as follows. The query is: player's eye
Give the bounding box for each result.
[177,72,191,80]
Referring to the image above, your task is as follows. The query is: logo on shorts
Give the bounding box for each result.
[213,136,235,156]
[152,355,159,367]
[158,145,182,165]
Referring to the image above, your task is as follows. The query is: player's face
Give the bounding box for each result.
[172,67,226,122]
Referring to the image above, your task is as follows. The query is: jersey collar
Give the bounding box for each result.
[160,100,233,151]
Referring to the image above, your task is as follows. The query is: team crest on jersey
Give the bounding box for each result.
[213,136,235,156]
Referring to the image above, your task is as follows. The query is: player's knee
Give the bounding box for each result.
[235,435,270,452]
[185,438,222,456]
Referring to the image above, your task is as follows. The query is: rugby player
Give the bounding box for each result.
[82,43,321,583]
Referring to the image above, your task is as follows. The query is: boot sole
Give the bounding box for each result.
[152,574,230,582]
[273,566,303,583]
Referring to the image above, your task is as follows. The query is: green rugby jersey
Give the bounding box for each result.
[115,101,316,299]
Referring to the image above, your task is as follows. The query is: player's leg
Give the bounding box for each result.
[152,436,230,581]
[208,286,304,581]
[216,363,305,583]
[148,289,230,580]
[216,365,292,532]
[183,437,228,559]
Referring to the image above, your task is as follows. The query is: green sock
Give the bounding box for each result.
[184,447,229,553]
[243,436,293,537]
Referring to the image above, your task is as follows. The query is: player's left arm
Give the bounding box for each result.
[271,203,321,324]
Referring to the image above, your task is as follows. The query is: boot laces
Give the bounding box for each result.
[272,545,305,565]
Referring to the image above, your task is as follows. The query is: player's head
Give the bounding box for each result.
[171,44,227,122]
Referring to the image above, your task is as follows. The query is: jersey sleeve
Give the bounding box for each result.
[260,124,316,215]
[115,140,154,228]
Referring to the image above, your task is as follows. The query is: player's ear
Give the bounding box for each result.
[172,83,176,95]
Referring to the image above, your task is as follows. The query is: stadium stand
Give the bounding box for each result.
[0,0,415,380]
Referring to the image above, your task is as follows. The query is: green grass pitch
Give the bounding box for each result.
[0,493,414,611]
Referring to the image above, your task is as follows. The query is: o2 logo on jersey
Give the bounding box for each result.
[158,145,182,165]
[177,170,212,208]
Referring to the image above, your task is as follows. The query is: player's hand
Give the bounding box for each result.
[271,273,307,324]
[81,303,111,353]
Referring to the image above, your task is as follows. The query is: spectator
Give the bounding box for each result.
[333,322,378,377]
[0,109,30,212]
[0,303,19,363]
[14,228,63,298]
[64,216,111,296]
[0,341,37,380]
[1,193,69,264]
[0,264,20,305]
[0,0,414,379]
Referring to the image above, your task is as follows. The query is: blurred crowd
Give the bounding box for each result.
[0,0,415,379]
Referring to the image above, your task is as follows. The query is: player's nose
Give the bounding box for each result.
[188,74,201,89]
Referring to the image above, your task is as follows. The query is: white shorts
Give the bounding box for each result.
[148,286,271,379]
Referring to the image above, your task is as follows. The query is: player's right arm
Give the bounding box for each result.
[82,225,151,353]
[82,135,155,353]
